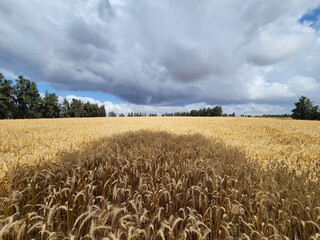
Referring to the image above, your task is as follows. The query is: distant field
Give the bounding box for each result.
[0,117,320,239]
[1,117,320,174]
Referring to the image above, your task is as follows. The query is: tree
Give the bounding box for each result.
[61,98,106,118]
[292,96,314,120]
[190,110,198,116]
[60,98,70,118]
[1,73,106,119]
[82,102,94,117]
[13,76,41,118]
[310,105,320,120]
[108,111,116,117]
[40,91,60,118]
[69,99,84,117]
[212,106,223,116]
[0,73,14,119]
[98,105,106,117]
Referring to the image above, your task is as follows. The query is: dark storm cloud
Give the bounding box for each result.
[68,19,113,50]
[0,0,320,107]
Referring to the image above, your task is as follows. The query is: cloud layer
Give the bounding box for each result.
[1,0,320,110]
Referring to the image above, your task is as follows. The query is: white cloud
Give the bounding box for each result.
[246,23,316,65]
[0,68,18,80]
[287,75,320,94]
[248,75,320,101]
[102,101,216,115]
[58,95,104,106]
[223,104,286,116]
[0,0,320,109]
[103,101,290,116]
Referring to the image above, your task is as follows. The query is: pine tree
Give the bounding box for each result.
[13,76,41,118]
[0,73,15,119]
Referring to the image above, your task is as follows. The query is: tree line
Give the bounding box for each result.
[256,114,291,118]
[109,97,320,120]
[107,106,224,117]
[162,106,223,117]
[0,73,106,119]
[127,112,147,117]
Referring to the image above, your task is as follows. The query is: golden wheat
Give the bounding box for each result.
[1,117,320,178]
[1,117,320,239]
[0,130,319,239]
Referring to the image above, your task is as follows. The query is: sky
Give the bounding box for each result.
[1,0,320,115]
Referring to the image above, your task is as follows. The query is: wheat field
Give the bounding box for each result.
[1,117,319,174]
[0,117,320,239]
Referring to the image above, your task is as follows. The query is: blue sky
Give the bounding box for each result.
[37,82,122,104]
[300,6,320,29]
[1,1,320,115]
